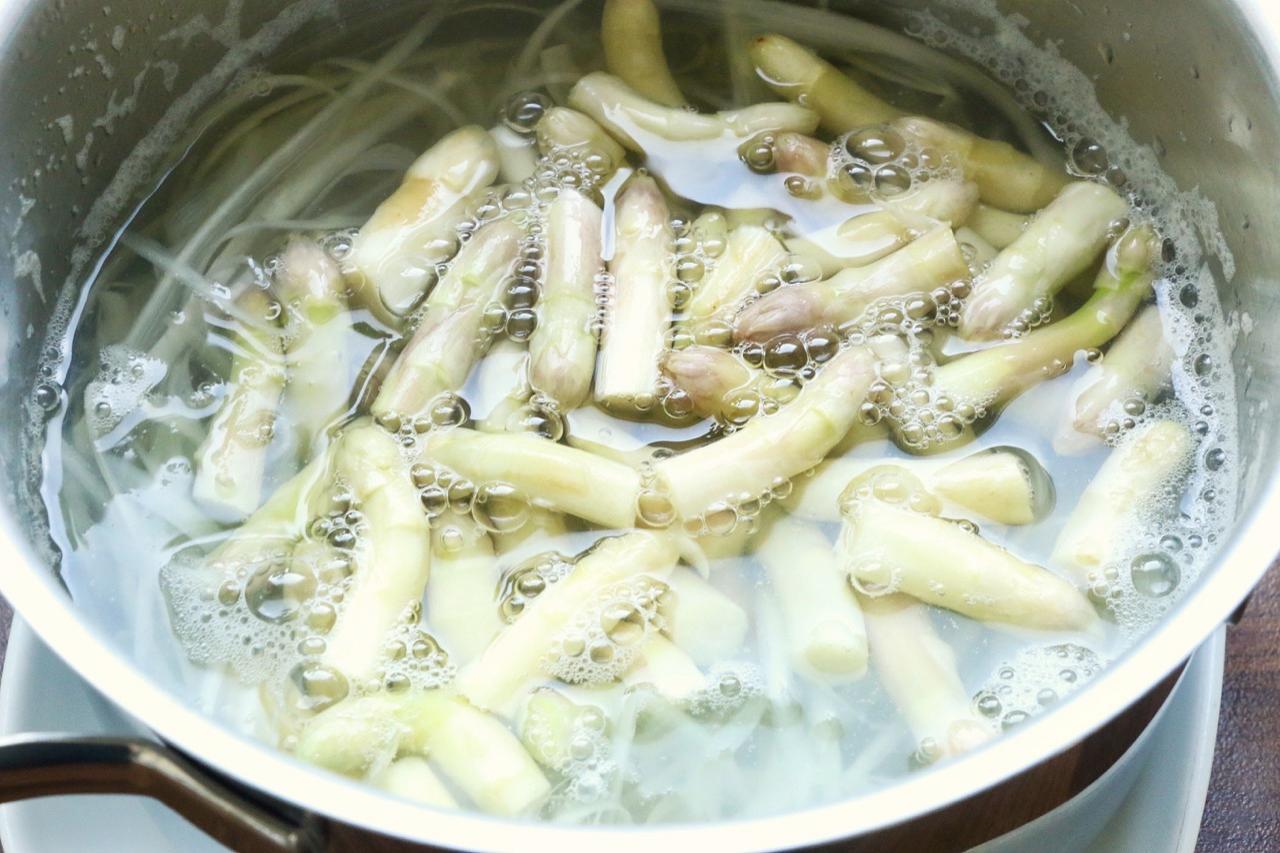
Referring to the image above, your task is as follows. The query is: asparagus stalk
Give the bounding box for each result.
[626,633,705,701]
[372,756,458,808]
[595,175,675,413]
[955,226,1000,269]
[426,513,504,665]
[426,428,641,529]
[518,687,600,771]
[527,189,604,409]
[958,182,1129,340]
[734,225,969,342]
[296,691,550,816]
[654,345,876,519]
[787,447,1051,526]
[660,345,794,424]
[348,126,500,319]
[535,107,628,179]
[321,425,432,681]
[758,517,868,683]
[457,531,680,713]
[492,505,571,558]
[663,567,749,665]
[1051,420,1193,584]
[489,124,539,184]
[935,226,1157,411]
[601,0,687,108]
[682,225,788,328]
[277,236,351,462]
[858,593,992,760]
[749,35,1068,211]
[193,288,287,521]
[372,219,521,422]
[967,203,1030,249]
[568,72,818,152]
[1068,305,1174,439]
[838,498,1096,631]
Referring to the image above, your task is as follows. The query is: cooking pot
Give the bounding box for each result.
[0,1,1277,850]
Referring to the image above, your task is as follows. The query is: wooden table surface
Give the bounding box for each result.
[0,570,1275,850]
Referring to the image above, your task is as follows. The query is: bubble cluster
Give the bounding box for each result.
[499,550,575,621]
[830,124,961,203]
[544,577,667,686]
[84,344,166,435]
[973,643,1102,731]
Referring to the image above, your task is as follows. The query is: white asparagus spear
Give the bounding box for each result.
[518,687,601,771]
[663,567,749,665]
[734,225,969,341]
[1051,420,1193,584]
[682,225,788,327]
[758,517,868,683]
[661,345,794,424]
[193,288,286,521]
[277,236,351,462]
[568,72,818,152]
[785,447,1051,525]
[458,532,680,713]
[426,513,504,665]
[595,174,674,412]
[955,226,1000,270]
[1068,305,1174,439]
[372,219,521,421]
[349,126,500,319]
[838,498,1096,631]
[321,425,431,681]
[528,188,604,409]
[535,107,629,179]
[372,757,458,809]
[654,345,876,519]
[859,593,992,760]
[426,428,641,529]
[967,203,1030,249]
[601,0,687,108]
[959,181,1128,340]
[626,633,705,701]
[489,124,539,184]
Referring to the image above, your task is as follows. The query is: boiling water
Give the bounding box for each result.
[34,0,1238,826]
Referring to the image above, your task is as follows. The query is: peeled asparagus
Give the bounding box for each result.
[528,189,604,409]
[661,345,794,423]
[535,107,628,178]
[321,425,432,681]
[458,531,680,712]
[839,498,1096,631]
[786,448,1050,526]
[372,219,521,421]
[1051,420,1193,584]
[959,182,1128,340]
[349,126,500,319]
[967,203,1030,249]
[758,517,868,683]
[749,35,1067,212]
[601,0,687,108]
[426,513,504,664]
[1068,305,1174,440]
[663,567,749,665]
[682,225,788,327]
[518,687,596,771]
[859,593,992,759]
[193,288,286,521]
[277,236,350,461]
[595,174,674,412]
[734,225,969,341]
[372,757,458,808]
[568,72,818,153]
[296,691,550,816]
[654,345,876,519]
[489,124,539,184]
[627,633,706,701]
[426,428,641,529]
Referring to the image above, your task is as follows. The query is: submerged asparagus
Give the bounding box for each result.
[859,593,992,760]
[528,188,604,409]
[535,107,628,179]
[839,498,1096,631]
[568,72,818,153]
[967,203,1030,249]
[193,288,287,521]
[601,0,687,108]
[349,125,500,319]
[749,35,1068,212]
[682,225,788,328]
[595,174,675,412]
[426,428,641,529]
[1067,305,1174,441]
[734,225,969,341]
[1051,419,1193,584]
[372,756,458,808]
[372,219,521,421]
[654,344,876,519]
[489,124,539,184]
[958,181,1128,340]
[661,345,792,424]
[426,513,504,664]
[758,517,868,683]
[627,634,706,701]
[458,531,680,712]
[663,567,749,665]
[322,424,432,681]
[277,236,350,462]
[518,687,600,771]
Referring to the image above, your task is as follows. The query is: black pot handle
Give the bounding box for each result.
[0,733,324,852]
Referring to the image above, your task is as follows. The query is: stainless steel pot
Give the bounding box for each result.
[1,1,1278,850]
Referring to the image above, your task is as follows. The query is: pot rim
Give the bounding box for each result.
[2,1,1279,850]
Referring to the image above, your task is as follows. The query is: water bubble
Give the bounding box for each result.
[287,662,349,715]
[873,163,912,196]
[33,382,63,412]
[504,91,552,133]
[1069,138,1109,175]
[245,560,316,624]
[1130,552,1180,597]
[472,482,530,533]
[845,126,905,163]
[1205,447,1226,470]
